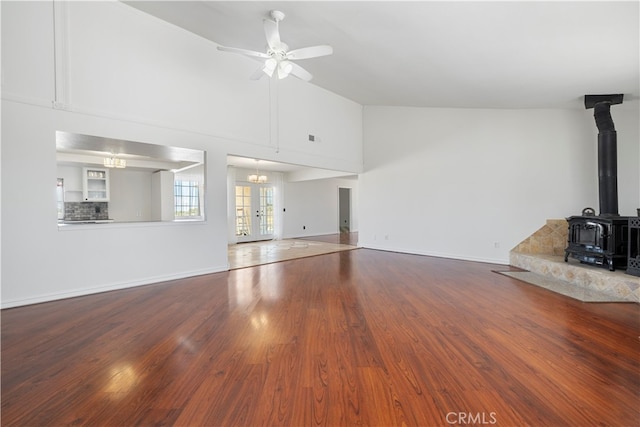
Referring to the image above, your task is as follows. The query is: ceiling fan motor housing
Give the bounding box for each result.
[270,10,285,23]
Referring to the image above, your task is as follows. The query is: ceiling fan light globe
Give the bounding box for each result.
[263,58,277,77]
[281,61,293,74]
[265,58,277,69]
[278,61,293,79]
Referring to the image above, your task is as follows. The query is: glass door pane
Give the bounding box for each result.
[235,184,275,242]
[235,185,252,238]
[259,187,274,236]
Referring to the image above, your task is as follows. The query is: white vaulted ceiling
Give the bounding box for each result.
[124,1,639,109]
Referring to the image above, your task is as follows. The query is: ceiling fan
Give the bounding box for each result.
[216,10,333,82]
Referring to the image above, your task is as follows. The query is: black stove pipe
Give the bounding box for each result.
[585,95,623,217]
[594,102,619,216]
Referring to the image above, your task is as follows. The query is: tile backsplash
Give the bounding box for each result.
[512,219,567,256]
[64,202,109,220]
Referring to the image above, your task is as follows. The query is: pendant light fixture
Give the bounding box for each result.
[248,160,267,183]
[103,154,126,168]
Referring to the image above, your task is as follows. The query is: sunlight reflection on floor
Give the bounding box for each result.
[228,239,357,269]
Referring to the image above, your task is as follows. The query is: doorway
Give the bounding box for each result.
[235,184,275,242]
[339,187,351,233]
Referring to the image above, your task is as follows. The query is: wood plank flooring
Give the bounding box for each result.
[2,249,638,426]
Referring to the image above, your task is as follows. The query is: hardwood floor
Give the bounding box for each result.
[2,249,638,426]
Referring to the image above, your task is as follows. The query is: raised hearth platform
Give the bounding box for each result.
[510,252,639,303]
[511,218,639,303]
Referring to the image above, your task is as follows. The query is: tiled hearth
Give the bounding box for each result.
[510,219,639,303]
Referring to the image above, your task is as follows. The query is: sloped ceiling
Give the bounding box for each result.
[124,1,639,109]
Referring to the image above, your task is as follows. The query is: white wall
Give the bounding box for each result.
[360,104,639,264]
[151,171,175,221]
[3,101,230,307]
[1,1,362,307]
[56,164,83,202]
[282,177,359,238]
[60,1,363,173]
[613,105,640,212]
[109,169,153,222]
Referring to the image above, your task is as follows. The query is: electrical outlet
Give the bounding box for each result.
[494,242,500,248]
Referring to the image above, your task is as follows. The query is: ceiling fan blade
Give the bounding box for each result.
[289,62,313,82]
[217,46,270,59]
[263,18,281,50]
[286,45,333,60]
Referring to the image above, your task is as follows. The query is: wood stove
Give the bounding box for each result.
[565,215,628,271]
[564,95,631,272]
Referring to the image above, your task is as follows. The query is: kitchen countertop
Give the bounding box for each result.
[59,219,115,224]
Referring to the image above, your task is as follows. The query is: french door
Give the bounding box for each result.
[235,184,275,242]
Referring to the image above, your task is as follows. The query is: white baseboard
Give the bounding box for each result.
[1,264,229,309]
[283,230,359,240]
[360,243,508,266]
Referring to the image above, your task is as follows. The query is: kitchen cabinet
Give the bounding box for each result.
[82,167,110,201]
